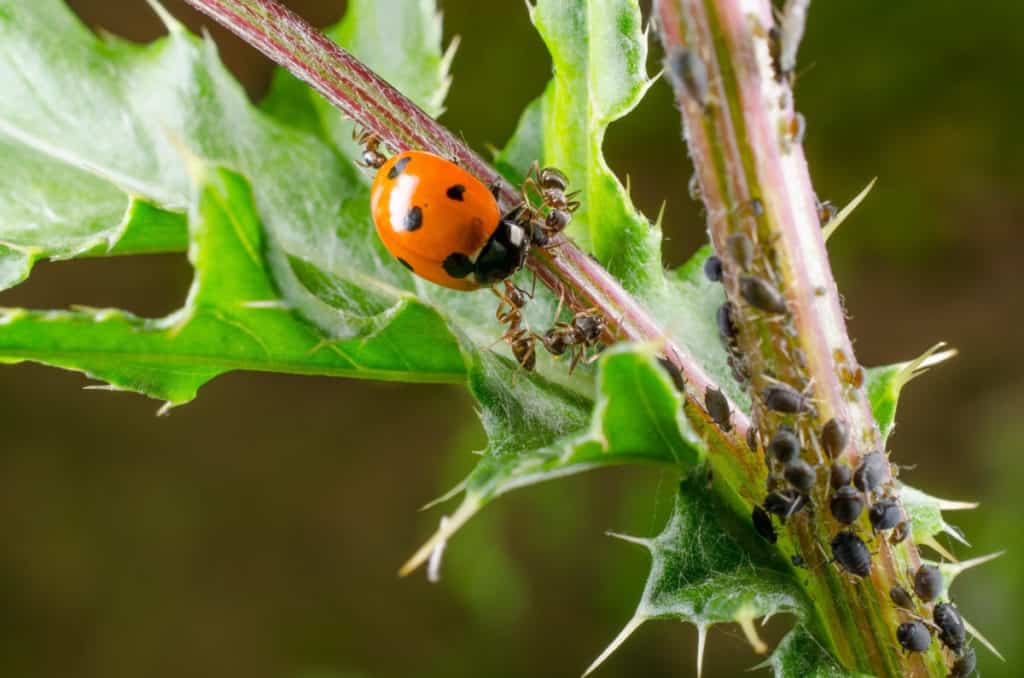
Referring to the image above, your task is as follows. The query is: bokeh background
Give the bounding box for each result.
[1,1,1021,676]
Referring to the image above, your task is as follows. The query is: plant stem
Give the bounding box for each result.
[656,0,946,675]
[180,0,759,467]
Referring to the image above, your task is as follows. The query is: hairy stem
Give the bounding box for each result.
[180,0,760,465]
[656,0,947,675]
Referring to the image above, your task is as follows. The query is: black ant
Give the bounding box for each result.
[539,308,606,373]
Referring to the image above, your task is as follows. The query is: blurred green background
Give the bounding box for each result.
[0,1,1021,676]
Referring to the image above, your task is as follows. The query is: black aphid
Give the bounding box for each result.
[784,459,816,493]
[746,426,759,452]
[716,302,739,346]
[830,461,852,489]
[704,255,724,282]
[934,602,966,654]
[727,232,754,271]
[831,530,871,577]
[752,505,777,543]
[889,585,914,610]
[950,646,977,677]
[705,387,732,432]
[763,383,808,413]
[853,451,886,493]
[763,490,805,521]
[821,417,849,458]
[868,500,902,531]
[791,554,806,568]
[897,620,932,653]
[913,564,943,603]
[666,47,710,110]
[656,357,686,393]
[739,275,788,314]
[769,427,801,463]
[829,486,864,525]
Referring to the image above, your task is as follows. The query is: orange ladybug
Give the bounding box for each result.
[369,150,530,291]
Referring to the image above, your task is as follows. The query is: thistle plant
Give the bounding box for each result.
[0,0,1001,675]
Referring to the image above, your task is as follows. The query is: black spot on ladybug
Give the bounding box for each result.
[442,253,474,279]
[446,184,467,201]
[897,620,932,653]
[387,155,411,180]
[397,258,413,271]
[401,206,423,232]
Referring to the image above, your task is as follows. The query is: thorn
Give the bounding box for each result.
[936,498,980,512]
[156,401,173,417]
[419,479,468,512]
[822,177,876,241]
[654,201,667,230]
[582,616,644,677]
[426,516,449,584]
[963,618,1005,661]
[902,485,978,512]
[892,342,957,392]
[696,624,708,678]
[605,531,652,548]
[143,0,184,33]
[942,551,1005,583]
[736,608,768,654]
[918,535,957,563]
[942,521,971,548]
[399,497,480,577]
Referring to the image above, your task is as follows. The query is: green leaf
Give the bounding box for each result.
[768,626,865,678]
[526,0,663,293]
[866,342,956,441]
[583,469,806,676]
[401,343,702,575]
[0,0,471,389]
[0,165,464,406]
[262,0,454,166]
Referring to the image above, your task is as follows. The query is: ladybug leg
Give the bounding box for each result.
[488,180,501,201]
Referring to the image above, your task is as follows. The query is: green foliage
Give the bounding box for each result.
[0,0,976,675]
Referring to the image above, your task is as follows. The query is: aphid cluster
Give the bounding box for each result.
[888,564,975,674]
[357,132,608,375]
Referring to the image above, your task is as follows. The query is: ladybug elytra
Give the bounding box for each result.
[369,150,530,291]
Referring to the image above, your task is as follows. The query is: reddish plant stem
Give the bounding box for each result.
[656,0,946,675]
[181,0,754,449]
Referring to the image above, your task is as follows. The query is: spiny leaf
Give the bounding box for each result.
[0,0,474,392]
[402,343,702,575]
[866,342,957,441]
[527,0,663,293]
[586,469,805,676]
[0,166,465,406]
[765,625,865,678]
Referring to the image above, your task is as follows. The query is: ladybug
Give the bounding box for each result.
[369,150,530,291]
